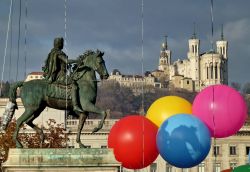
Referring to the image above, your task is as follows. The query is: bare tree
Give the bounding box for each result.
[231,82,241,91]
[242,83,250,94]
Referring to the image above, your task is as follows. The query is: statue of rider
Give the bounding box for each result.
[42,37,83,113]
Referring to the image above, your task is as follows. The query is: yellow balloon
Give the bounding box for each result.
[146,96,192,127]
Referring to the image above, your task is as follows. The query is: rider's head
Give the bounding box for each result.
[54,37,64,50]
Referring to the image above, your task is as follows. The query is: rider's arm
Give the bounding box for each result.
[58,54,77,64]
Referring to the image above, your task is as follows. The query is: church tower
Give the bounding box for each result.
[216,25,228,59]
[187,24,200,84]
[158,36,171,72]
[216,25,228,84]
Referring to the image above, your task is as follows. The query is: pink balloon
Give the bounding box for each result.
[192,85,247,138]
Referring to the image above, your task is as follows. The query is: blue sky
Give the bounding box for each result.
[0,0,250,85]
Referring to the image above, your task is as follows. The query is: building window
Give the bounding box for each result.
[210,65,213,79]
[230,162,237,169]
[246,146,250,155]
[215,163,221,172]
[215,65,218,79]
[166,164,172,172]
[198,163,205,172]
[213,146,220,156]
[101,145,107,148]
[230,146,237,155]
[150,163,157,172]
[155,83,160,88]
[207,67,209,79]
[187,80,189,84]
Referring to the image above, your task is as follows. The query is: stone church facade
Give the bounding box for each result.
[156,32,228,92]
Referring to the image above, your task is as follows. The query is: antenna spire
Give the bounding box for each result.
[164,35,168,43]
[192,22,196,39]
[161,35,168,50]
[221,24,224,40]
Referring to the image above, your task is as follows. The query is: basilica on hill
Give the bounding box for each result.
[153,29,228,92]
[109,29,229,93]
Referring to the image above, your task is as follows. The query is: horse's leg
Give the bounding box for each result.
[81,102,110,133]
[26,106,46,148]
[94,109,110,133]
[13,108,37,148]
[76,112,88,148]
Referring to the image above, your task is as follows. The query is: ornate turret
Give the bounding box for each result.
[188,23,200,58]
[158,36,171,72]
[187,23,200,83]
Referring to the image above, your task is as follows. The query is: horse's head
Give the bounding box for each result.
[77,50,109,80]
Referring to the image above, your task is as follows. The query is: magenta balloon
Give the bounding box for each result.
[192,85,247,138]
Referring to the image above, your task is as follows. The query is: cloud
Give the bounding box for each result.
[224,19,250,42]
[0,0,250,85]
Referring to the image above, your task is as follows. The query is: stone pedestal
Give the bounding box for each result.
[2,148,121,172]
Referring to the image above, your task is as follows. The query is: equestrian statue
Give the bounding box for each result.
[0,37,110,148]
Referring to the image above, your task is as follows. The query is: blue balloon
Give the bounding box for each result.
[157,114,211,168]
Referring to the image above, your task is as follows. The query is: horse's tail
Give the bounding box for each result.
[0,81,24,131]
[9,81,24,105]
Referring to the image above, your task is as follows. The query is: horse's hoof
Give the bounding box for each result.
[92,127,100,133]
[79,143,88,148]
[16,141,23,148]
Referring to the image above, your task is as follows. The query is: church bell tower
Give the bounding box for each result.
[158,36,171,72]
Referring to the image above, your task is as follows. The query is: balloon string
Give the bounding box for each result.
[212,86,217,172]
[210,0,217,171]
[0,0,13,96]
[16,0,22,82]
[141,0,146,170]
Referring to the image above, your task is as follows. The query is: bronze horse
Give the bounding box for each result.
[7,50,109,148]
